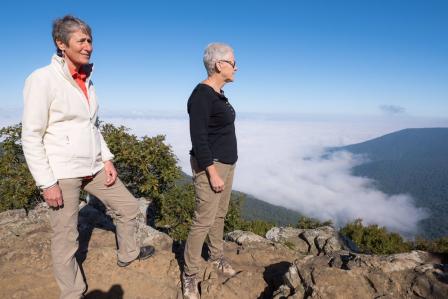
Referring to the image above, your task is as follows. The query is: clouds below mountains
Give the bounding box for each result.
[105,115,448,235]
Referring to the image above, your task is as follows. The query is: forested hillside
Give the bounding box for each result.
[336,128,448,239]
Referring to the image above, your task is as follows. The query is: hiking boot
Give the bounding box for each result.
[117,245,155,267]
[211,257,237,276]
[182,272,200,299]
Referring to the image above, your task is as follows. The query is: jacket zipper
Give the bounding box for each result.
[61,59,97,174]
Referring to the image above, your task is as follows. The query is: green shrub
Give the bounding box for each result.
[413,236,448,254]
[240,219,275,237]
[340,219,411,254]
[101,123,180,200]
[224,192,246,233]
[155,184,274,241]
[297,216,333,229]
[0,124,41,212]
[0,122,181,213]
[224,193,274,237]
[0,122,273,242]
[156,183,196,240]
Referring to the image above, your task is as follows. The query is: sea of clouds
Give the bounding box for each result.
[3,107,447,236]
[101,113,448,236]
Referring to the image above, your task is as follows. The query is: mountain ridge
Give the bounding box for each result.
[334,127,448,239]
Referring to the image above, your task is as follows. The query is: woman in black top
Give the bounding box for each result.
[182,43,238,299]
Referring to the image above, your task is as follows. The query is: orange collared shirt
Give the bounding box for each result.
[68,64,90,101]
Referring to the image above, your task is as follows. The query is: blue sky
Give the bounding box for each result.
[1,0,447,118]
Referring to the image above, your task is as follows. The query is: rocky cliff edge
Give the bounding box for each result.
[0,199,447,299]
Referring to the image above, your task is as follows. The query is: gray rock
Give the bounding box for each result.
[299,226,339,255]
[272,284,291,299]
[226,230,272,246]
[266,227,303,242]
[81,196,173,250]
[283,263,302,292]
[323,236,343,255]
[275,250,448,299]
[266,227,309,253]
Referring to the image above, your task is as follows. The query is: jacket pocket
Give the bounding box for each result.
[66,128,93,158]
[92,128,102,159]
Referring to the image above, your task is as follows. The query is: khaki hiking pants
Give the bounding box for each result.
[184,158,236,276]
[49,168,139,299]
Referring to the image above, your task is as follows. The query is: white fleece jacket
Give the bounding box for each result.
[22,55,114,188]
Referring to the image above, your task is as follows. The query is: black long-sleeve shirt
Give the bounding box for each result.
[188,83,238,170]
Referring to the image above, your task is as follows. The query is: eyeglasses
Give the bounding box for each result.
[219,60,236,69]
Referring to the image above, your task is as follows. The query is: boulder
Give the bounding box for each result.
[226,230,272,246]
[266,226,345,255]
[266,227,309,253]
[81,196,173,251]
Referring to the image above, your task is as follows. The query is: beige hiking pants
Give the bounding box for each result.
[49,169,139,299]
[184,158,236,276]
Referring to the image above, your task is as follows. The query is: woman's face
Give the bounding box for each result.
[57,29,93,69]
[218,52,237,82]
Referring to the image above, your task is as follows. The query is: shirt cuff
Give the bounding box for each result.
[40,180,58,190]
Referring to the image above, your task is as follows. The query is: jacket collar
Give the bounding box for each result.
[51,54,94,83]
[50,54,96,117]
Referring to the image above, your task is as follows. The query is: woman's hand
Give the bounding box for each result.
[207,165,224,192]
[104,160,118,186]
[42,184,64,208]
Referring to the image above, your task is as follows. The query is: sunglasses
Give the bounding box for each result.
[219,60,236,69]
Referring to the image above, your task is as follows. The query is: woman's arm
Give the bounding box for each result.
[189,89,224,192]
[22,72,57,189]
[22,71,64,207]
[188,90,213,169]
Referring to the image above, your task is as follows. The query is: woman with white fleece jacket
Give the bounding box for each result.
[22,15,154,299]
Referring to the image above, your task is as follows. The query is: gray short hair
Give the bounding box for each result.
[52,15,92,56]
[203,43,234,76]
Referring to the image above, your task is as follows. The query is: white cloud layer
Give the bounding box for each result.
[3,109,444,235]
[102,115,448,235]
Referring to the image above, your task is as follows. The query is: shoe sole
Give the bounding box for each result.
[117,247,155,267]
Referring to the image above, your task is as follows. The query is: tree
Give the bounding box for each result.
[0,124,40,212]
[297,216,333,229]
[101,123,180,200]
[0,122,181,213]
[224,192,245,233]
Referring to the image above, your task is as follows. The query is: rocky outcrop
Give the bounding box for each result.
[226,230,273,246]
[79,196,173,251]
[266,226,345,255]
[0,202,447,299]
[273,250,448,299]
[0,201,299,299]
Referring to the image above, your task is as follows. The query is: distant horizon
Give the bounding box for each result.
[2,106,448,122]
